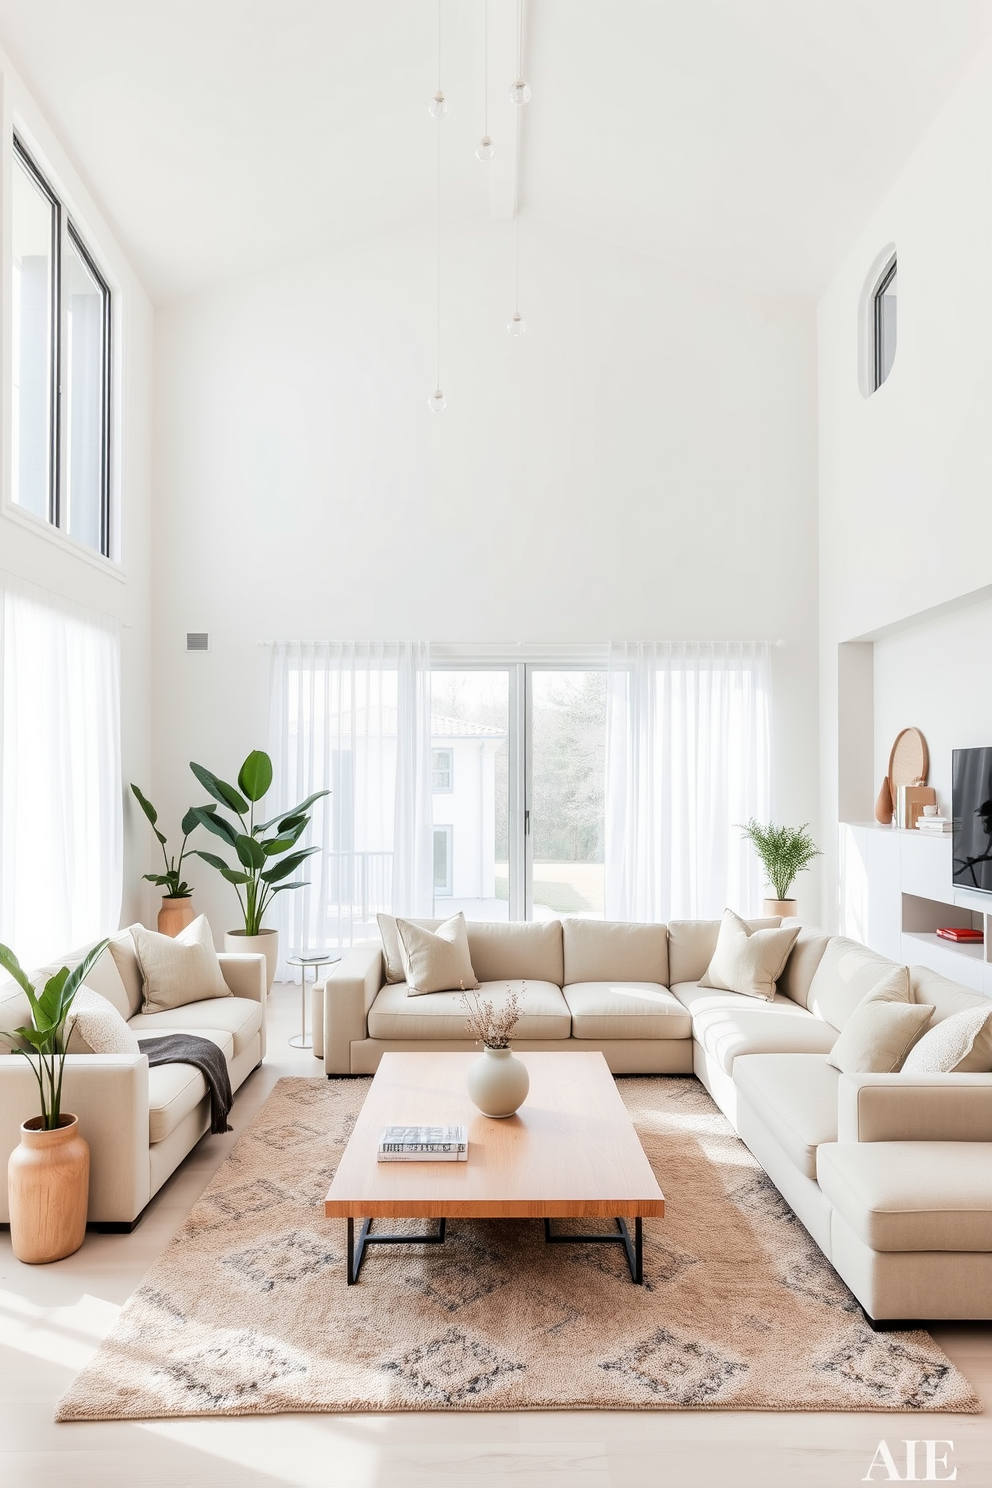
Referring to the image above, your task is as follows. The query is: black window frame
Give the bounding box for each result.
[872,253,897,393]
[12,134,112,559]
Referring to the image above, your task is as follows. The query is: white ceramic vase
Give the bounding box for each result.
[762,898,797,918]
[466,1046,530,1118]
[224,928,278,993]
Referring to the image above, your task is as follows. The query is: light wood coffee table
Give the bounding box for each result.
[324,1050,665,1285]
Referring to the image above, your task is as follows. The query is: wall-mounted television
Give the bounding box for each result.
[952,747,992,894]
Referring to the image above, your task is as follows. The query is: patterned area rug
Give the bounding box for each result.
[55,1076,980,1419]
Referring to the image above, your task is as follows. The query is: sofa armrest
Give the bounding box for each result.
[319,945,384,1074]
[0,1053,150,1223]
[837,1071,992,1143]
[218,953,266,1003]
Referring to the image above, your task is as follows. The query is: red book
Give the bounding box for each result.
[936,927,984,943]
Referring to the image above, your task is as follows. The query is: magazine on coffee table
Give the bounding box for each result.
[377,1125,468,1162]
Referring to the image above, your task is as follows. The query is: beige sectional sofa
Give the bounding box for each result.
[0,929,267,1229]
[318,914,992,1325]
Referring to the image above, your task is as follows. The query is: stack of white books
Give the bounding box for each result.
[916,815,952,835]
[377,1125,468,1162]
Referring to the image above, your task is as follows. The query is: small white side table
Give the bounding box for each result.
[287,952,339,1051]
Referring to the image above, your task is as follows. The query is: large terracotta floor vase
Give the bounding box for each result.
[8,1112,89,1264]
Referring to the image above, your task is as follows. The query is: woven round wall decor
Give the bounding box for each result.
[888,727,929,792]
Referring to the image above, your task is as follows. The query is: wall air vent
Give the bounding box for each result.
[186,632,210,652]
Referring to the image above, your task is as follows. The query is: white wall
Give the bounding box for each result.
[818,34,992,928]
[152,213,821,935]
[0,47,154,933]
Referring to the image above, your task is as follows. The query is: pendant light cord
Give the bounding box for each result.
[516,0,522,78]
[437,0,442,91]
[437,121,441,387]
[484,0,489,135]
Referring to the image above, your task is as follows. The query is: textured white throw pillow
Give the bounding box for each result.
[396,912,480,996]
[699,908,800,1001]
[902,1004,992,1074]
[131,915,230,1015]
[827,1000,935,1074]
[65,987,141,1056]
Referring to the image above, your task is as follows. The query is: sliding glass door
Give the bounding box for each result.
[430,664,606,921]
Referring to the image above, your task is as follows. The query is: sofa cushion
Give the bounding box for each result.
[563,982,690,1040]
[128,996,262,1058]
[817,1141,992,1252]
[563,919,668,987]
[901,1004,992,1074]
[466,921,564,985]
[700,909,800,1001]
[367,979,570,1041]
[378,914,440,984]
[667,917,781,985]
[777,921,832,1009]
[66,987,141,1056]
[910,966,992,1025]
[827,997,934,1075]
[396,913,479,995]
[132,917,230,1014]
[108,927,146,1018]
[146,1028,235,1144]
[805,938,903,1032]
[733,1053,839,1180]
[672,981,837,1074]
[74,946,133,1021]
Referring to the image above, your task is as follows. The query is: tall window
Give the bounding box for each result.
[872,253,897,392]
[11,137,112,557]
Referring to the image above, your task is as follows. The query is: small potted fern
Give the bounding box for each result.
[739,819,821,917]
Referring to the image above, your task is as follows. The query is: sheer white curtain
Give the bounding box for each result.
[267,641,433,976]
[0,573,122,967]
[605,641,771,922]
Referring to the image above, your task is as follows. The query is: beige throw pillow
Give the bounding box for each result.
[700,909,800,1001]
[65,987,141,1056]
[396,912,480,997]
[902,1004,992,1074]
[131,916,230,1015]
[827,1000,935,1074]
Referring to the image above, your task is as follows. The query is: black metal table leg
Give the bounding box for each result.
[543,1216,645,1284]
[346,1216,447,1284]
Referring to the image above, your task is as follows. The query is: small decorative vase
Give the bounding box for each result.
[158,895,196,937]
[762,898,797,919]
[874,775,894,825]
[225,928,278,993]
[466,1046,530,1118]
[8,1114,89,1264]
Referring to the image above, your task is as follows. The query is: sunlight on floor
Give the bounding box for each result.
[0,1287,119,1369]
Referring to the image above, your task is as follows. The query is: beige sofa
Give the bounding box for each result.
[0,928,267,1230]
[318,915,992,1324]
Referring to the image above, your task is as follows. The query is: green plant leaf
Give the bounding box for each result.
[180,807,201,836]
[189,805,239,847]
[261,834,298,857]
[260,846,318,884]
[0,943,35,998]
[130,783,168,845]
[189,762,249,816]
[235,833,266,871]
[254,790,330,833]
[62,939,112,1007]
[192,848,234,874]
[267,879,309,896]
[238,750,273,803]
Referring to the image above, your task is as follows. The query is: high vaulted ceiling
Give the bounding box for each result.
[0,0,989,305]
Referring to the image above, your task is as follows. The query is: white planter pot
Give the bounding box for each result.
[466,1046,530,1119]
[224,928,278,993]
[762,898,797,919]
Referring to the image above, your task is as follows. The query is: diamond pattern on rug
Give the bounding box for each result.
[817,1334,957,1407]
[380,1326,525,1405]
[53,1075,982,1421]
[600,1326,749,1404]
[221,1228,340,1293]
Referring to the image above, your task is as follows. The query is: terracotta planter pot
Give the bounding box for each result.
[762,898,798,919]
[157,896,196,937]
[8,1113,89,1264]
[224,928,278,993]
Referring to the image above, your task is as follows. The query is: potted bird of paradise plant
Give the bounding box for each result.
[130,784,200,936]
[0,938,109,1263]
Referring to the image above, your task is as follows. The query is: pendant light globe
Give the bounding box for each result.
[507,311,526,335]
[429,90,448,119]
[476,134,495,162]
[429,388,447,413]
[509,79,531,105]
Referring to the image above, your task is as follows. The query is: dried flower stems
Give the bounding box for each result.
[459,983,523,1049]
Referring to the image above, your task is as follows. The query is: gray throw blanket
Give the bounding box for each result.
[137,1033,234,1134]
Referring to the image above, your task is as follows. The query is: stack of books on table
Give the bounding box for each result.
[916,815,952,834]
[377,1125,468,1162]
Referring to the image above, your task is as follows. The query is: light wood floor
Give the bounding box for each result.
[2,982,991,1488]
